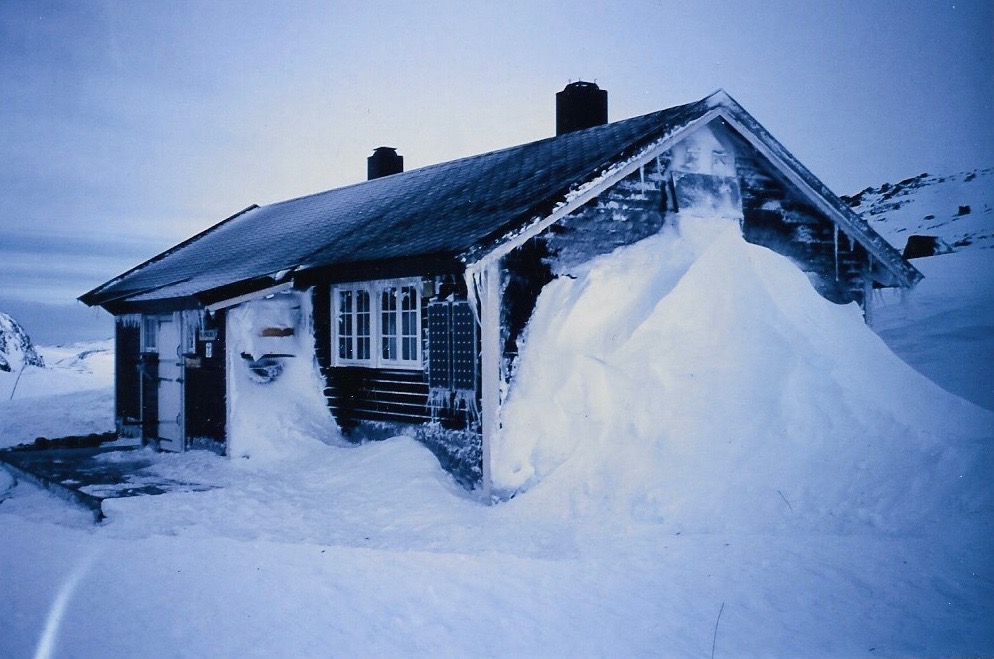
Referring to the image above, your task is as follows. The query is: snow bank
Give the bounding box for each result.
[873,248,994,410]
[496,218,992,534]
[226,291,342,461]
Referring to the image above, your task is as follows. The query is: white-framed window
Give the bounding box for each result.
[333,279,421,369]
[337,288,372,362]
[142,315,158,352]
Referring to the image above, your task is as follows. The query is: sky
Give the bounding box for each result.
[1,0,992,341]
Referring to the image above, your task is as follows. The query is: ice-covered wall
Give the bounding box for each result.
[226,290,341,461]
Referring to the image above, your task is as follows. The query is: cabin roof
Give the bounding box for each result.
[80,90,919,309]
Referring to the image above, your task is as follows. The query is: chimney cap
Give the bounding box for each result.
[563,80,601,90]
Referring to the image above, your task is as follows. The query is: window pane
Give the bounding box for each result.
[402,336,417,361]
[337,290,353,360]
[398,286,418,361]
[381,288,398,360]
[143,317,157,351]
[356,290,371,360]
[382,313,397,360]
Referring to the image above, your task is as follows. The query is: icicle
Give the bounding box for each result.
[118,313,142,328]
[833,224,840,282]
[639,163,646,193]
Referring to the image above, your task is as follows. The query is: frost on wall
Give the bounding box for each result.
[226,290,341,461]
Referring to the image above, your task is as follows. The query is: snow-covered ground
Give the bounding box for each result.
[1,171,992,658]
[0,340,114,449]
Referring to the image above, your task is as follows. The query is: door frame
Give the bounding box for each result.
[141,312,187,452]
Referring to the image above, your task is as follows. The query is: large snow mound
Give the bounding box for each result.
[496,218,992,534]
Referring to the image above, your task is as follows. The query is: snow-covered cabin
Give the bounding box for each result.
[80,84,921,490]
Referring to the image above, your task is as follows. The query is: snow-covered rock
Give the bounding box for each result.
[0,311,44,373]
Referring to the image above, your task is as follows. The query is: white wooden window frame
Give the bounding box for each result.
[332,278,423,370]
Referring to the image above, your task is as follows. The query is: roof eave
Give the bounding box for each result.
[79,204,261,308]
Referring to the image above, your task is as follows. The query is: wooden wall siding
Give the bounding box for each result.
[325,367,431,429]
[540,155,672,274]
[734,139,870,305]
[184,310,226,448]
[115,319,142,436]
[501,239,553,376]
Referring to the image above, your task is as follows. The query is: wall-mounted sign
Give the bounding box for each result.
[199,329,218,341]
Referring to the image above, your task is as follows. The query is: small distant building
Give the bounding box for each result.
[80,84,921,491]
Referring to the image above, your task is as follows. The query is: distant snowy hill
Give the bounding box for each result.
[0,311,44,373]
[844,168,994,410]
[844,168,993,253]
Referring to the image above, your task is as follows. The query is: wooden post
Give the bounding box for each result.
[833,224,840,282]
[863,255,874,326]
[472,259,501,501]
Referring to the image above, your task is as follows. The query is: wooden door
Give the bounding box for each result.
[156,316,185,451]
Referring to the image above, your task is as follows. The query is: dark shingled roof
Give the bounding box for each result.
[81,90,919,309]
[80,96,712,308]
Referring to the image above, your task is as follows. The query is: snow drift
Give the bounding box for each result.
[496,218,992,534]
[226,291,342,461]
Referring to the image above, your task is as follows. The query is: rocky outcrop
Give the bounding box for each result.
[0,312,45,372]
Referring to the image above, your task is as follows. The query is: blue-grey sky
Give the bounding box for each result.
[1,0,992,338]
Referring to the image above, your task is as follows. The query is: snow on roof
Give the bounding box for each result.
[80,91,916,309]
